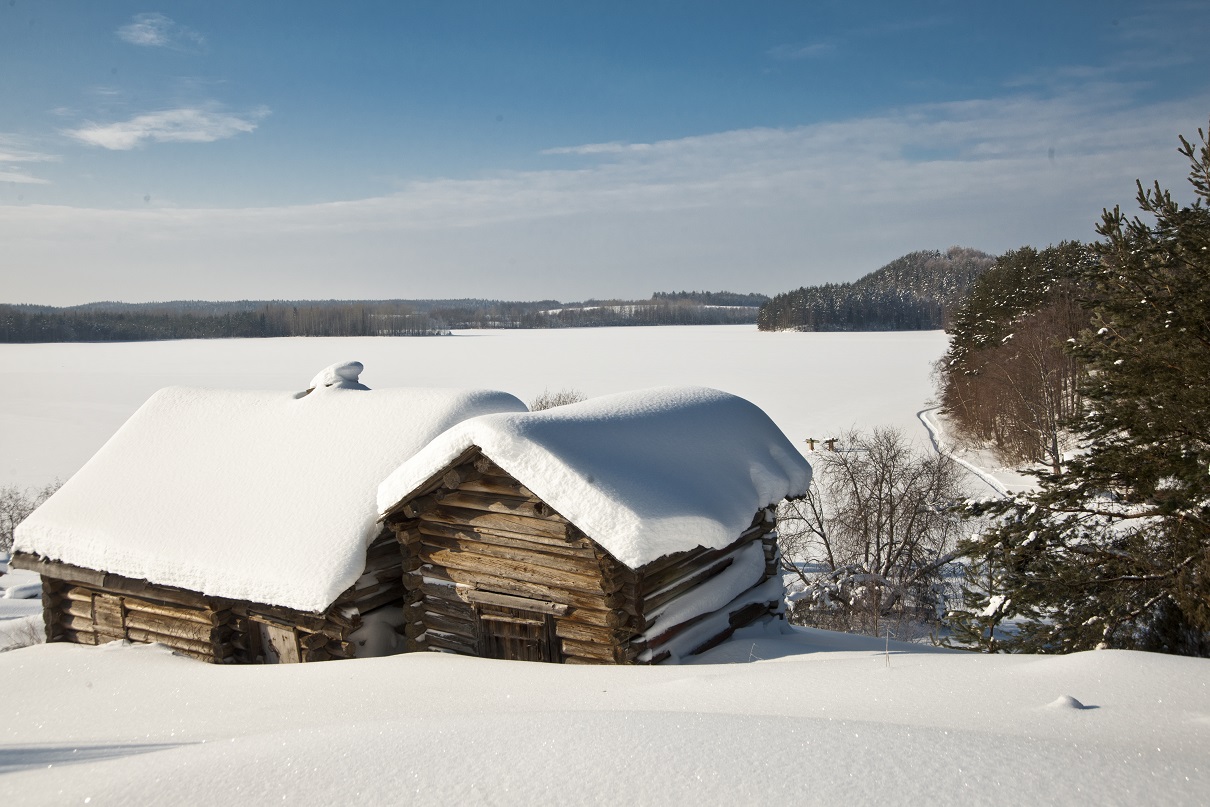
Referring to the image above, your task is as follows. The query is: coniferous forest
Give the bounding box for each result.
[756,247,995,331]
[945,124,1210,657]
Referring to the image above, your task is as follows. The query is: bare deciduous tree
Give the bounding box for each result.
[0,481,61,553]
[779,428,964,638]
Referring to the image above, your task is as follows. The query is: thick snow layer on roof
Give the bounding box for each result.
[378,386,811,569]
[16,383,526,612]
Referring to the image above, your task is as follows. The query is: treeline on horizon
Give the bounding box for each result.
[0,291,767,343]
[757,247,996,331]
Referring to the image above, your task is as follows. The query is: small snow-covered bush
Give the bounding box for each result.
[529,387,587,411]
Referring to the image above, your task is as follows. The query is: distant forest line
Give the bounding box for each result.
[2,245,1005,343]
[0,291,767,343]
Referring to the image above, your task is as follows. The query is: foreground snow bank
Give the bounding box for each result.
[1,628,1205,806]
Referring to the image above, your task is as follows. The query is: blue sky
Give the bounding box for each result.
[3,1,1209,305]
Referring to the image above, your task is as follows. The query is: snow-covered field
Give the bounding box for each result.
[0,326,946,488]
[2,326,1207,805]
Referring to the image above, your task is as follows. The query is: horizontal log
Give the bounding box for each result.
[554,619,638,646]
[434,490,563,522]
[637,521,767,581]
[10,553,105,587]
[687,601,776,657]
[412,591,475,621]
[464,589,571,616]
[58,627,99,645]
[558,606,635,630]
[426,564,622,613]
[640,556,737,616]
[123,611,221,644]
[418,530,615,583]
[124,627,220,657]
[424,630,479,656]
[457,476,535,499]
[418,545,610,596]
[422,507,570,542]
[416,519,595,554]
[420,610,478,642]
[122,597,221,627]
[559,637,633,663]
[563,655,612,665]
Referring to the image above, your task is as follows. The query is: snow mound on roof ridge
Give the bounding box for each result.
[17,385,527,612]
[378,386,811,569]
[308,360,366,391]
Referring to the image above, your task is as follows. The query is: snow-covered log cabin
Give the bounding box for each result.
[11,363,526,663]
[378,387,811,664]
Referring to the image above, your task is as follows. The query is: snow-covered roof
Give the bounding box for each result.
[377,386,811,569]
[16,372,526,612]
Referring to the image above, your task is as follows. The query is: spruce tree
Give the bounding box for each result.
[955,123,1210,656]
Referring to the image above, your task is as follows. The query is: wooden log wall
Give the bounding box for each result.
[384,451,785,665]
[13,527,407,664]
[34,567,235,664]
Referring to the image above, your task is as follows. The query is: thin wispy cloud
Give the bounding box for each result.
[0,168,50,185]
[0,136,58,184]
[116,13,206,51]
[64,107,269,150]
[541,141,654,156]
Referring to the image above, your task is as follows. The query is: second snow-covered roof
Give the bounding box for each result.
[377,387,811,569]
[16,381,526,612]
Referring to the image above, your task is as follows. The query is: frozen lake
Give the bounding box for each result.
[0,325,948,487]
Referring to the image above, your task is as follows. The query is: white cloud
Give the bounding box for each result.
[117,12,206,50]
[0,136,58,184]
[0,168,49,185]
[5,87,1208,304]
[541,141,653,156]
[64,107,269,150]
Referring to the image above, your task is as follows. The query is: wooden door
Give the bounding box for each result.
[256,621,301,663]
[477,605,561,663]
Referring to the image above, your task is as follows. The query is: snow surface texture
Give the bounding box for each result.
[15,380,526,612]
[0,629,1206,806]
[378,387,811,569]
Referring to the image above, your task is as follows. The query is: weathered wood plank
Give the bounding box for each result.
[422,507,571,541]
[418,531,615,581]
[417,545,611,596]
[464,589,571,616]
[434,490,564,521]
[457,476,535,499]
[419,610,478,642]
[424,630,479,656]
[636,525,766,591]
[423,564,622,612]
[123,611,221,643]
[124,627,219,657]
[554,619,639,646]
[415,519,593,553]
[640,555,737,616]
